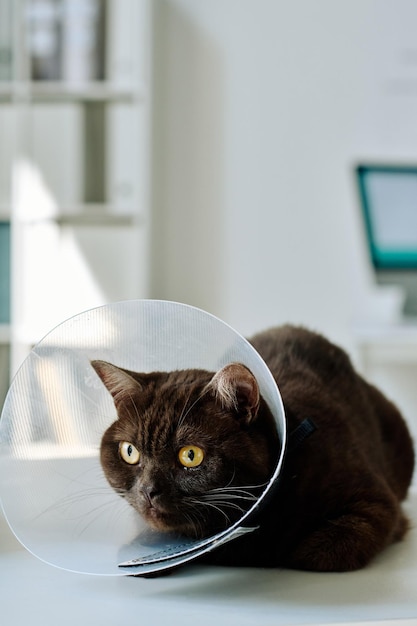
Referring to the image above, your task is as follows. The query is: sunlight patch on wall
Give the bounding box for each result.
[12,158,106,343]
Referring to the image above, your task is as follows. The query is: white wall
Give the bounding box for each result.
[151,0,417,351]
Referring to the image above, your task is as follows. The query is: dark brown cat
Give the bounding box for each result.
[92,324,414,572]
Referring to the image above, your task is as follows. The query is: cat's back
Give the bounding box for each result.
[249,324,355,387]
[249,324,414,499]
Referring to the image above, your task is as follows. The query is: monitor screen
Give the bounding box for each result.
[0,221,10,324]
[356,165,417,270]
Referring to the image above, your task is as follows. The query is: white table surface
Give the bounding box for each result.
[1,493,417,626]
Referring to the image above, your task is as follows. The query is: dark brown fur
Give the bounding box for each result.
[93,325,414,572]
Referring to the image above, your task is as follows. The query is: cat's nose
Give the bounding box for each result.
[141,484,162,506]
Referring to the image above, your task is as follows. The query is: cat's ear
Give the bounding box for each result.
[91,360,143,409]
[209,363,260,425]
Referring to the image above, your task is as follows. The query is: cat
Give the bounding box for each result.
[92,324,415,572]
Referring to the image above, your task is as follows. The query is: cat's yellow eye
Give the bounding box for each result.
[178,445,204,468]
[119,441,140,465]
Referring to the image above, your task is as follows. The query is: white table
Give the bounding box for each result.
[1,492,417,626]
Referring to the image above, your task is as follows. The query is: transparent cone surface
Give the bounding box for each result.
[0,300,286,575]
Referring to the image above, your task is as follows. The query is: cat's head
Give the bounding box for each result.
[92,360,278,538]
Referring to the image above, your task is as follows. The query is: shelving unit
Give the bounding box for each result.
[0,0,151,409]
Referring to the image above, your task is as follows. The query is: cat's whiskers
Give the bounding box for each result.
[186,497,233,529]
[177,386,195,428]
[202,492,257,504]
[72,493,128,537]
[183,484,263,533]
[124,390,142,428]
[201,492,251,512]
[31,461,130,540]
[179,501,206,537]
[206,482,268,497]
[206,481,268,501]
[201,498,246,514]
[34,485,123,518]
[177,385,211,429]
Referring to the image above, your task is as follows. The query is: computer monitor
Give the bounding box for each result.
[356,164,417,317]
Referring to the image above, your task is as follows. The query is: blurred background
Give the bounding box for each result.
[1,0,417,450]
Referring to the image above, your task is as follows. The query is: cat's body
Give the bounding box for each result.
[93,325,414,572]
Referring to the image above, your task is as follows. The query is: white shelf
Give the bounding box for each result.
[16,205,143,227]
[0,81,144,104]
[56,212,139,227]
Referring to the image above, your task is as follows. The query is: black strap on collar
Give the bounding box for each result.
[288,417,317,453]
